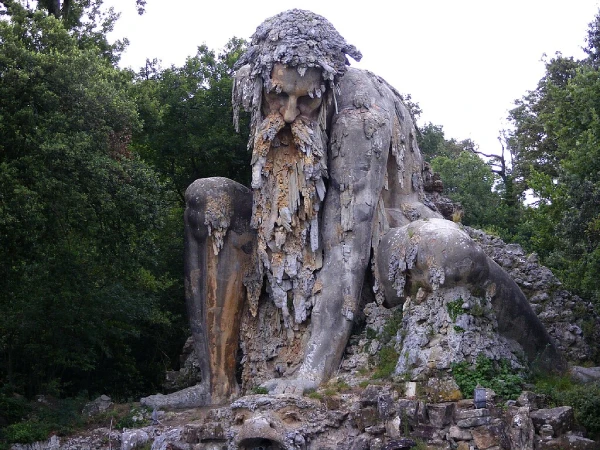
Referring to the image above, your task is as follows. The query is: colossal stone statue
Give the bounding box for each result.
[143,9,565,408]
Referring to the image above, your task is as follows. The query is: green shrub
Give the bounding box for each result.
[534,375,600,439]
[0,392,30,425]
[373,346,399,379]
[251,386,269,395]
[381,308,403,344]
[447,298,464,322]
[2,421,49,444]
[452,355,523,400]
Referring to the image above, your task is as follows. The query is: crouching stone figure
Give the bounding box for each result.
[143,9,564,408]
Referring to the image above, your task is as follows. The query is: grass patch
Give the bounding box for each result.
[372,346,399,380]
[381,308,403,344]
[534,375,600,439]
[251,386,268,395]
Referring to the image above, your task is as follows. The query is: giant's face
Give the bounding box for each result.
[262,63,324,123]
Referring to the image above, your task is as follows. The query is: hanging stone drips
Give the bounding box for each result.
[250,113,328,328]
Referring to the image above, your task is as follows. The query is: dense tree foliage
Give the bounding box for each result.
[0,3,186,400]
[418,123,516,233]
[506,13,600,308]
[131,38,251,201]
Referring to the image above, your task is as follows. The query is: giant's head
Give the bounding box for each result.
[232,9,362,137]
[232,10,362,325]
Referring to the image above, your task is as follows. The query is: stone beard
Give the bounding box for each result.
[250,111,328,328]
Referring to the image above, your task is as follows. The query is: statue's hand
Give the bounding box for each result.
[260,377,319,396]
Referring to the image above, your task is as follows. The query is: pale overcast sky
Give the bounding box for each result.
[105,0,600,155]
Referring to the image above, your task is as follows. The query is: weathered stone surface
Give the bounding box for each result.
[425,378,463,402]
[427,403,455,427]
[516,391,542,410]
[349,434,371,450]
[456,442,470,450]
[448,425,472,441]
[392,283,531,381]
[378,392,396,419]
[397,399,420,425]
[570,366,600,383]
[382,438,417,450]
[530,406,575,437]
[82,395,113,417]
[456,416,492,428]
[361,385,382,406]
[151,427,183,450]
[456,408,490,421]
[352,406,379,431]
[539,424,555,439]
[121,430,149,450]
[537,434,600,450]
[467,228,600,364]
[12,390,600,450]
[385,416,402,438]
[183,422,225,443]
[163,337,202,392]
[471,424,508,450]
[411,424,437,441]
[506,406,535,450]
[141,384,209,409]
[173,8,567,408]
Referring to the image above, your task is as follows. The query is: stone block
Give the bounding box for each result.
[361,385,381,406]
[365,424,386,435]
[427,402,455,427]
[382,438,417,450]
[536,434,600,450]
[397,399,419,424]
[516,391,542,410]
[349,433,371,450]
[352,406,379,431]
[530,406,575,437]
[121,429,149,450]
[404,381,417,398]
[455,408,490,420]
[378,392,395,418]
[184,422,225,443]
[456,416,491,428]
[411,424,437,441]
[449,425,472,441]
[82,395,113,417]
[471,424,509,450]
[506,406,535,450]
[386,416,402,438]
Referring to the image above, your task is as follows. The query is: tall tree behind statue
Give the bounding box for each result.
[0,1,186,399]
[507,8,600,317]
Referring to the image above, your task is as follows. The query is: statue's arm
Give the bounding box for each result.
[296,70,393,384]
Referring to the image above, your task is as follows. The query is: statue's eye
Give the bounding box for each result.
[298,95,322,112]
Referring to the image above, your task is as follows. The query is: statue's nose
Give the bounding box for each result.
[281,96,299,123]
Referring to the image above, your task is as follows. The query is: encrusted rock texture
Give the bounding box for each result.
[13,390,599,450]
[465,227,600,364]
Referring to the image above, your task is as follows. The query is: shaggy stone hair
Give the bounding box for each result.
[232,9,362,138]
[236,9,362,85]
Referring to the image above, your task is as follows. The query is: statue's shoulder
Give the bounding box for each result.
[338,68,410,120]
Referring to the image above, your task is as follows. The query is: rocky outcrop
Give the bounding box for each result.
[466,228,600,364]
[15,388,599,450]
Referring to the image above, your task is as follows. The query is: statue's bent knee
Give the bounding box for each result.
[376,218,487,305]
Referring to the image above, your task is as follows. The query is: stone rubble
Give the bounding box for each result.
[12,388,599,450]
